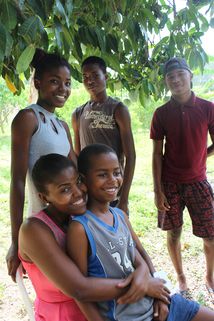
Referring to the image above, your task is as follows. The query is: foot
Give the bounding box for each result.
[205,285,214,293]
[205,276,214,292]
[177,273,188,292]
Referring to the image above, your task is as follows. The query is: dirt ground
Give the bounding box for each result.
[1,225,213,321]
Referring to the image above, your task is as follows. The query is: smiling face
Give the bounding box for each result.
[42,166,87,216]
[35,66,71,112]
[165,68,192,98]
[85,152,123,205]
[82,63,107,98]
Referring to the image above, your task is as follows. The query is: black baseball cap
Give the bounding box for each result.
[163,57,191,76]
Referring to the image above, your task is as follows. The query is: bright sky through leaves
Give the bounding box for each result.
[176,0,213,55]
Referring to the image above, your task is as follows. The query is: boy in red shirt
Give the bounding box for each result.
[150,57,214,297]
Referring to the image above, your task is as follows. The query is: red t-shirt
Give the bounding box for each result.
[150,92,214,183]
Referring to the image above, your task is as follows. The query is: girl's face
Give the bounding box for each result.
[85,152,123,204]
[43,166,87,216]
[35,66,71,112]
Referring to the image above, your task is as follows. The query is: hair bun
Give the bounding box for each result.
[31,48,46,69]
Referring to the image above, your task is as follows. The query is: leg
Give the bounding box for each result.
[158,182,185,291]
[203,237,214,290]
[191,306,214,321]
[167,228,188,291]
[184,180,214,292]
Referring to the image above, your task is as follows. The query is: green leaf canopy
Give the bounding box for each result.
[0,0,213,103]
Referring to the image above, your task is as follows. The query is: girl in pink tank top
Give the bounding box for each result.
[19,211,86,321]
[18,154,140,321]
[19,154,188,321]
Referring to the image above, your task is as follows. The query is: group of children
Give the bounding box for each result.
[6,48,214,320]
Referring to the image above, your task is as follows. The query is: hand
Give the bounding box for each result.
[116,265,149,304]
[154,191,170,212]
[147,278,171,305]
[6,242,20,282]
[153,299,169,321]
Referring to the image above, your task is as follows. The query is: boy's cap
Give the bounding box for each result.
[163,57,191,76]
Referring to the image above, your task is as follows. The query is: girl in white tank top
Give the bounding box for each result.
[6,49,76,281]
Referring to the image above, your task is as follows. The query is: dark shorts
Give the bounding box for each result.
[158,180,214,238]
[166,294,200,321]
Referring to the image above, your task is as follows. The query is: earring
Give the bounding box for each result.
[45,202,49,206]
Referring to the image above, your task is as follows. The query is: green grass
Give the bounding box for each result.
[1,99,214,308]
[1,120,214,254]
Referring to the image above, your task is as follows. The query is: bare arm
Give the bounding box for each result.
[115,212,170,304]
[19,218,126,302]
[152,140,170,211]
[67,221,105,321]
[115,104,136,213]
[61,120,77,165]
[207,133,214,157]
[6,109,38,281]
[72,111,81,156]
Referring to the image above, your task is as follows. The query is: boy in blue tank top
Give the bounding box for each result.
[67,143,214,321]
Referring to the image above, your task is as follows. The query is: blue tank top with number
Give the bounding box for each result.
[72,207,153,321]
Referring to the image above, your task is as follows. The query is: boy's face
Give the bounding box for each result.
[42,167,87,216]
[165,68,192,97]
[85,152,123,204]
[82,63,107,97]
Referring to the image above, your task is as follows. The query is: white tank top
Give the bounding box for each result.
[26,104,70,216]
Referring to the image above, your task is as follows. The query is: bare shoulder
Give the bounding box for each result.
[12,108,38,131]
[19,217,55,256]
[68,219,86,235]
[60,119,69,130]
[114,102,131,122]
[12,108,36,123]
[20,216,52,237]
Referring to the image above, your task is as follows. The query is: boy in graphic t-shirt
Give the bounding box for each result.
[72,56,135,213]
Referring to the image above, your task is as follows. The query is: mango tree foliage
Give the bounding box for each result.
[0,0,213,104]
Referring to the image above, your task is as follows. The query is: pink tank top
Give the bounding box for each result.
[19,211,87,321]
[20,211,71,302]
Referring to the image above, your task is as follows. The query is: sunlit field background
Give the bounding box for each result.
[0,57,214,319]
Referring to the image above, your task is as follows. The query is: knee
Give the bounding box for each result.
[167,228,182,242]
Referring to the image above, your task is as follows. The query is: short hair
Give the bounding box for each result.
[81,56,106,73]
[78,144,117,175]
[32,154,76,193]
[31,48,71,80]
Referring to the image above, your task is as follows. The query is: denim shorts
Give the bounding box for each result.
[166,294,200,321]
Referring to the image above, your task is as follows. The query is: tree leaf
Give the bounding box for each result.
[169,34,175,56]
[5,74,17,94]
[16,45,36,74]
[70,65,82,82]
[62,26,73,47]
[18,16,42,43]
[94,28,106,52]
[73,35,83,60]
[0,0,212,96]
[152,36,169,58]
[0,23,7,62]
[139,86,146,107]
[54,0,70,27]
[0,0,17,30]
